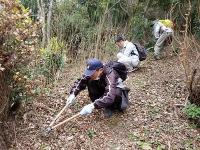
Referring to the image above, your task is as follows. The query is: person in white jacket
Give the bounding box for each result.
[153,19,174,60]
[114,35,140,72]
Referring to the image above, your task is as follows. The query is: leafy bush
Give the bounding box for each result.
[38,37,65,83]
[0,0,39,104]
[104,39,118,56]
[191,14,200,39]
[52,1,89,41]
[20,0,38,20]
[129,15,152,43]
[184,103,200,119]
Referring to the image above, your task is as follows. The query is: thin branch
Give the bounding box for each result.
[143,0,152,17]
[119,2,129,16]
[104,0,121,15]
[169,1,179,19]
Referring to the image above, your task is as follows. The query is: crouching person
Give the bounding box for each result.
[114,35,140,72]
[66,58,130,117]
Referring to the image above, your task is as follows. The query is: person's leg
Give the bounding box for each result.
[130,56,140,71]
[120,87,130,111]
[117,53,136,71]
[87,80,105,102]
[154,31,170,59]
[106,87,130,111]
[104,96,122,117]
[104,88,123,117]
[164,34,173,46]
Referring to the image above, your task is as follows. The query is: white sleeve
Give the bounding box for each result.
[161,25,173,33]
[124,42,138,56]
[153,23,161,39]
[160,25,167,31]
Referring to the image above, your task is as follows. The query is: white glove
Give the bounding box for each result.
[66,94,76,105]
[80,103,95,116]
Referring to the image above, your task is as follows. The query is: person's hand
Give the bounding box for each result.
[80,103,95,116]
[66,94,76,105]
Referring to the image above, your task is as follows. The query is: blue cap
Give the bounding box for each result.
[84,58,103,77]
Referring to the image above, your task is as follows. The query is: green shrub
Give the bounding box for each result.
[38,37,65,83]
[184,103,200,119]
[20,0,38,20]
[104,40,117,56]
[129,15,152,43]
[0,0,39,106]
[52,1,89,41]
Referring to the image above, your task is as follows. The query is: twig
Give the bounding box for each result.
[119,2,129,16]
[168,141,171,150]
[143,0,152,17]
[89,138,92,150]
[105,0,121,15]
[54,70,61,83]
[185,94,190,106]
[174,104,185,107]
[13,118,18,150]
[173,105,179,119]
[169,1,179,19]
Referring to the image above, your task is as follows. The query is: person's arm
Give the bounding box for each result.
[66,75,89,105]
[161,25,173,33]
[69,75,89,96]
[93,71,118,109]
[153,22,161,39]
[124,42,138,56]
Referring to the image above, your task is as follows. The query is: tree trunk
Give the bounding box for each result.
[47,0,53,45]
[188,66,200,105]
[37,0,46,48]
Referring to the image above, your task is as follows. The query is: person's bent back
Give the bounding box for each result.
[152,19,174,60]
[66,58,130,118]
[114,35,140,72]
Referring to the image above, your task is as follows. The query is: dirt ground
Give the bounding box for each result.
[4,53,200,150]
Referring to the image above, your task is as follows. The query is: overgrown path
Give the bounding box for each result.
[5,54,200,149]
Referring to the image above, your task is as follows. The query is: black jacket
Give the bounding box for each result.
[69,65,129,109]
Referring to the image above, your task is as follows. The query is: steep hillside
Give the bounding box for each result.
[4,54,200,149]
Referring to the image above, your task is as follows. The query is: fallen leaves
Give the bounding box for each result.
[3,55,200,149]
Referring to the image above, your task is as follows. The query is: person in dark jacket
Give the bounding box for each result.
[66,58,129,117]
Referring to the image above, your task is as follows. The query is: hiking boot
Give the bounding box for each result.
[104,108,113,118]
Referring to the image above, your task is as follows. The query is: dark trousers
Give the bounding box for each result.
[87,80,122,110]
